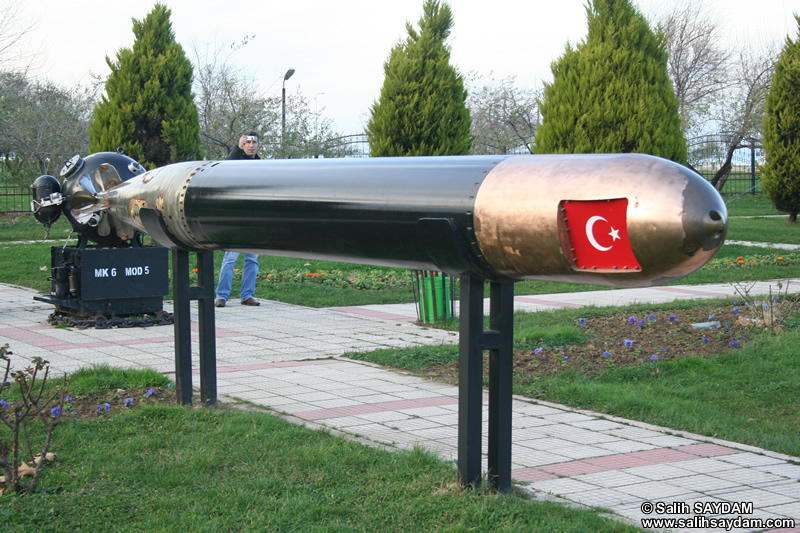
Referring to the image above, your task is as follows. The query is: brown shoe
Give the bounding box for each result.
[242,298,260,306]
[214,299,226,308]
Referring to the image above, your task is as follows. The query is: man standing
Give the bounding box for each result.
[215,131,261,308]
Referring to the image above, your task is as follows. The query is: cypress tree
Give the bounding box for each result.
[761,15,800,224]
[535,0,686,164]
[89,3,201,168]
[366,0,471,156]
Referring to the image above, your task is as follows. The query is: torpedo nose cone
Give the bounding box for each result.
[681,172,728,259]
[705,208,727,239]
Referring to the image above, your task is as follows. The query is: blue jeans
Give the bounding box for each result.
[216,251,259,302]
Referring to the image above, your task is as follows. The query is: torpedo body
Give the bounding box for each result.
[35,153,728,286]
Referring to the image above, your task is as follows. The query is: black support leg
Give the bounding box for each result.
[457,275,515,492]
[196,251,217,406]
[487,281,514,493]
[171,249,218,407]
[458,274,485,487]
[172,249,193,406]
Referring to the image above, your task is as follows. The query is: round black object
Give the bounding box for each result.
[31,175,63,226]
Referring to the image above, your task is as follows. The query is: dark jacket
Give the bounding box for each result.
[226,146,260,160]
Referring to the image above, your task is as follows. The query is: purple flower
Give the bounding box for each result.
[637,320,646,327]
[103,403,110,412]
[96,405,102,412]
[578,318,586,327]
[562,356,568,361]
[668,315,676,322]
[726,324,731,329]
[708,314,717,320]
[51,406,61,417]
[146,388,155,397]
[649,313,656,320]
[603,351,611,358]
[65,396,72,402]
[124,398,133,407]
[730,341,740,347]
[650,354,658,361]
[733,299,738,304]
[774,296,780,303]
[733,307,739,315]
[702,337,709,344]
[763,303,770,310]
[168,382,174,390]
[660,347,667,352]
[624,339,633,348]
[0,399,8,409]
[628,316,636,324]
[534,348,542,355]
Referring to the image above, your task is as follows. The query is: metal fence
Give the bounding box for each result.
[330,134,370,157]
[688,135,763,196]
[0,182,32,215]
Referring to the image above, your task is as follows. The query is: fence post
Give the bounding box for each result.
[750,138,757,195]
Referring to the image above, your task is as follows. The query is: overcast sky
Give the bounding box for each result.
[13,0,798,134]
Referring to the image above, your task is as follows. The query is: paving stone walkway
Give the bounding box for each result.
[1,280,799,532]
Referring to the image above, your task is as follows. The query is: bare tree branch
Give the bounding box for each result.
[467,73,540,155]
[655,1,729,135]
[0,1,44,72]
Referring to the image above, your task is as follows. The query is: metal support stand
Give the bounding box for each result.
[172,250,217,406]
[457,275,514,493]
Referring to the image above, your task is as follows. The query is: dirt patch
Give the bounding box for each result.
[422,304,764,383]
[63,385,177,418]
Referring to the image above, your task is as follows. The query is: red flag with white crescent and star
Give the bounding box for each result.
[561,199,641,271]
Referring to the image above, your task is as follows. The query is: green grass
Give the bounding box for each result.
[0,370,640,532]
[253,257,415,307]
[726,216,800,244]
[514,332,800,456]
[668,244,800,284]
[0,212,73,242]
[68,364,172,393]
[723,193,782,216]
[347,299,800,457]
[0,242,62,291]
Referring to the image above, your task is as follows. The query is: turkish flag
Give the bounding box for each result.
[561,199,641,271]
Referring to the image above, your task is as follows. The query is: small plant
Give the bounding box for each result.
[259,265,414,291]
[732,281,800,331]
[0,344,66,495]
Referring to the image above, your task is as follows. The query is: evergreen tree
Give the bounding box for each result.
[761,15,800,224]
[89,3,201,168]
[535,0,686,164]
[366,0,471,156]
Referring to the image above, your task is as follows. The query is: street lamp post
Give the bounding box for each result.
[281,68,295,158]
[314,92,325,156]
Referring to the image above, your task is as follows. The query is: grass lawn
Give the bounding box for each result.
[723,192,782,216]
[0,367,640,532]
[727,216,800,244]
